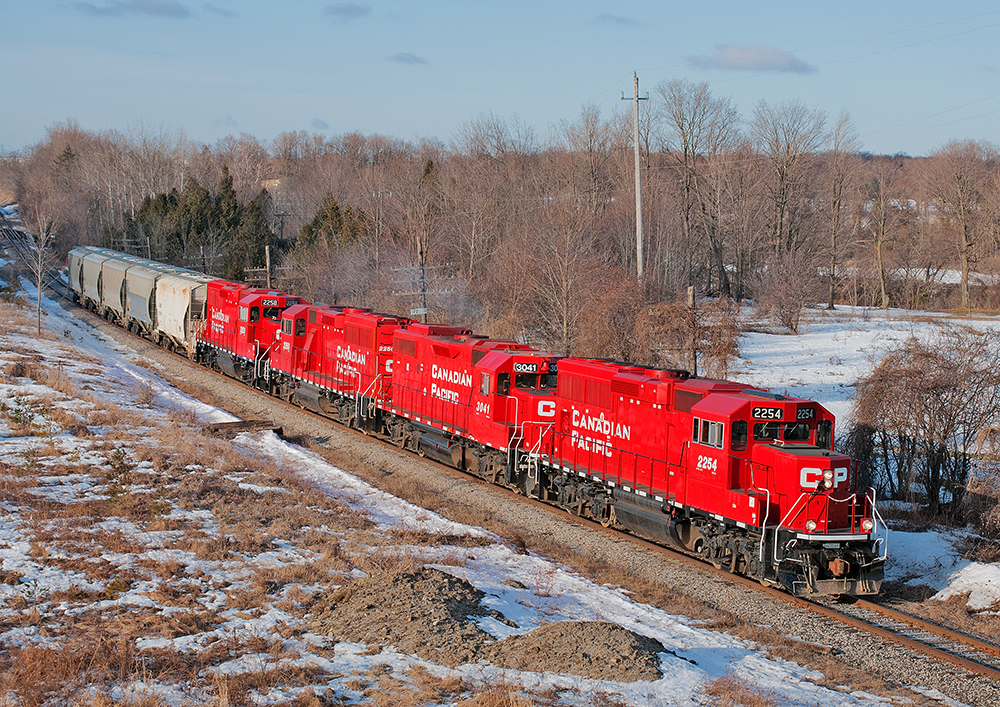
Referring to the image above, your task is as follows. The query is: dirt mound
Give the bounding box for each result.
[488,620,665,682]
[310,567,665,681]
[310,567,501,665]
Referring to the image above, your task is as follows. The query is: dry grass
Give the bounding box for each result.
[456,683,539,707]
[699,673,779,707]
[891,592,1000,645]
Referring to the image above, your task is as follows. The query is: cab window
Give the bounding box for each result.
[515,373,537,389]
[239,306,248,322]
[249,306,260,323]
[817,420,833,449]
[479,372,490,396]
[295,318,306,337]
[753,422,780,441]
[784,422,811,442]
[539,373,557,389]
[281,319,292,336]
[263,306,282,321]
[497,372,510,396]
[692,417,724,449]
[731,420,748,452]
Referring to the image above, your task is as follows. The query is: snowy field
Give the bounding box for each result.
[736,305,1000,609]
[0,278,998,704]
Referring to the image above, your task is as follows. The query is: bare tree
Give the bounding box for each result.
[522,204,608,355]
[656,80,741,295]
[715,140,769,300]
[853,328,1000,518]
[860,157,908,309]
[215,133,275,203]
[754,248,823,334]
[923,140,998,310]
[22,198,62,335]
[749,100,827,253]
[560,103,615,213]
[822,112,862,308]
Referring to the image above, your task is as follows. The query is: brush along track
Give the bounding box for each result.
[64,300,1000,706]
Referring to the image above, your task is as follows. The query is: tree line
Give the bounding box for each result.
[5,84,1000,359]
[3,82,1000,527]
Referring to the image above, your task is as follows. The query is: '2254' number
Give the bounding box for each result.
[696,455,718,473]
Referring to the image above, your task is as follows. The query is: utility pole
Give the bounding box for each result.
[275,210,287,242]
[622,72,648,280]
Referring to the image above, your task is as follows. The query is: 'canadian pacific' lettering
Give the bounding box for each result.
[569,408,630,458]
[337,346,367,367]
[571,409,631,441]
[431,364,473,388]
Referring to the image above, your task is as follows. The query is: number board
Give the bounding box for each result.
[261,298,280,307]
[513,362,538,373]
[751,406,783,420]
[796,407,816,420]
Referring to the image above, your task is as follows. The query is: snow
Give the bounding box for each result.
[1,272,999,705]
[887,529,1000,610]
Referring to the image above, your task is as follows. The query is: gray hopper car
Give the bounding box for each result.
[67,247,215,357]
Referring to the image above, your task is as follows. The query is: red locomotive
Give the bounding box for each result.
[68,246,885,596]
[196,281,884,596]
[200,280,303,383]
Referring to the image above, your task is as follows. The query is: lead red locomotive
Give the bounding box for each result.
[69,246,886,596]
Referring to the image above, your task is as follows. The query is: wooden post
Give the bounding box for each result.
[265,245,271,289]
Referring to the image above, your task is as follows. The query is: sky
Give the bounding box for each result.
[3,1,1000,157]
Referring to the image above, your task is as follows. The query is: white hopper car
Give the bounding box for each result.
[67,247,214,357]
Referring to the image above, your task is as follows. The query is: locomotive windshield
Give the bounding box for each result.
[753,421,813,444]
[514,373,558,390]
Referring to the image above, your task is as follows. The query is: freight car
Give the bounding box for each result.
[67,247,213,356]
[66,247,886,596]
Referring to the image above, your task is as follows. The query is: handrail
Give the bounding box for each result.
[772,492,809,565]
[356,373,382,423]
[867,488,889,562]
[756,484,771,565]
[506,395,522,470]
[521,421,554,483]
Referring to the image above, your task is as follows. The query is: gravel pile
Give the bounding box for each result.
[309,567,665,681]
[487,620,665,681]
[310,567,498,665]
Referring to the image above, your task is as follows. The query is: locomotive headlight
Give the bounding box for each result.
[822,469,834,489]
[861,519,874,532]
[805,520,818,532]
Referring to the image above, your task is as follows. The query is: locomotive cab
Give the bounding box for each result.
[468,347,558,442]
[739,395,885,595]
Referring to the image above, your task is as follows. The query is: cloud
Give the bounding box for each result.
[687,45,816,74]
[594,13,640,27]
[73,1,193,18]
[389,52,428,65]
[323,3,370,21]
[311,119,329,130]
[202,3,236,17]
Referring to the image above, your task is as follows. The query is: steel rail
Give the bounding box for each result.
[63,297,1000,686]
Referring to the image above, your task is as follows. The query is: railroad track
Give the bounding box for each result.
[56,271,1000,693]
[502,483,1000,684]
[0,213,72,301]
